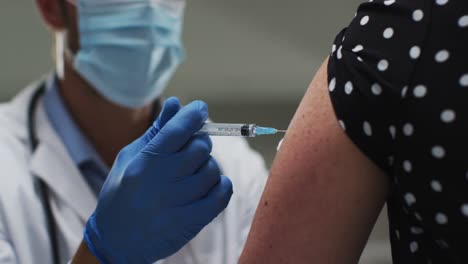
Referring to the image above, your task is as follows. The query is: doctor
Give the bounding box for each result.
[0,0,267,263]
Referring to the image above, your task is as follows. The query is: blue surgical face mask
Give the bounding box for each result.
[66,0,185,108]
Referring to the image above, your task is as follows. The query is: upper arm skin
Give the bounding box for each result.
[239,58,389,264]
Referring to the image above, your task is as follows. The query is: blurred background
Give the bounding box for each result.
[0,0,391,263]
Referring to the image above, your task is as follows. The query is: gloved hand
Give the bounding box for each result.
[83,97,233,264]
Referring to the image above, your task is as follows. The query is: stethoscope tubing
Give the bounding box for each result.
[27,83,60,264]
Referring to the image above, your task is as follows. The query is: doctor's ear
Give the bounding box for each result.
[36,0,80,52]
[35,0,69,31]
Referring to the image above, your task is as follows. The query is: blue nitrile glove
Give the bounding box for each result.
[83,97,233,264]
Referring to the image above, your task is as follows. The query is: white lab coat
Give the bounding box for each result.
[0,81,268,264]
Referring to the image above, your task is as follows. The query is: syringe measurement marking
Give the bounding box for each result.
[209,127,242,136]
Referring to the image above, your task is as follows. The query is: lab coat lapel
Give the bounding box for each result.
[29,100,96,222]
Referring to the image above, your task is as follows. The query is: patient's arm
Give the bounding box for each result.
[239,58,389,264]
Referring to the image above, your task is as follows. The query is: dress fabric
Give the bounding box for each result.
[327,0,468,263]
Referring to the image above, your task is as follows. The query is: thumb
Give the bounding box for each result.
[117,97,182,159]
[155,97,182,131]
[145,100,209,154]
[143,97,182,144]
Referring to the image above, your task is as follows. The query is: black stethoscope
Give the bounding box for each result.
[27,81,162,264]
[27,82,60,264]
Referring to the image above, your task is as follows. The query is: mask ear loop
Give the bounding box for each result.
[55,0,75,79]
[55,31,66,79]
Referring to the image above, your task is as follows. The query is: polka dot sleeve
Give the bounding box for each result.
[327,0,432,173]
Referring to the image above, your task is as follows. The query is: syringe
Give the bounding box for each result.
[197,123,286,137]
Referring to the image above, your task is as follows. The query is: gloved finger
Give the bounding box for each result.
[184,176,233,224]
[144,100,209,154]
[155,97,182,131]
[137,134,212,181]
[173,158,221,205]
[118,98,183,160]
[171,134,212,177]
[144,97,182,143]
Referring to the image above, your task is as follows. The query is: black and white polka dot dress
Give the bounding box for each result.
[327,0,468,263]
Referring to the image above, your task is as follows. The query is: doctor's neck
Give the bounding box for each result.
[57,61,157,167]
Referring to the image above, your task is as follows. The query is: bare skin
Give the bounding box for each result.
[71,242,100,264]
[35,0,156,261]
[239,58,390,264]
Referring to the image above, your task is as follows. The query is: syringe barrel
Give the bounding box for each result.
[198,123,257,137]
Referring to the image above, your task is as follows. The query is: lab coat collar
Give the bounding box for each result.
[43,75,109,175]
[29,86,96,222]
